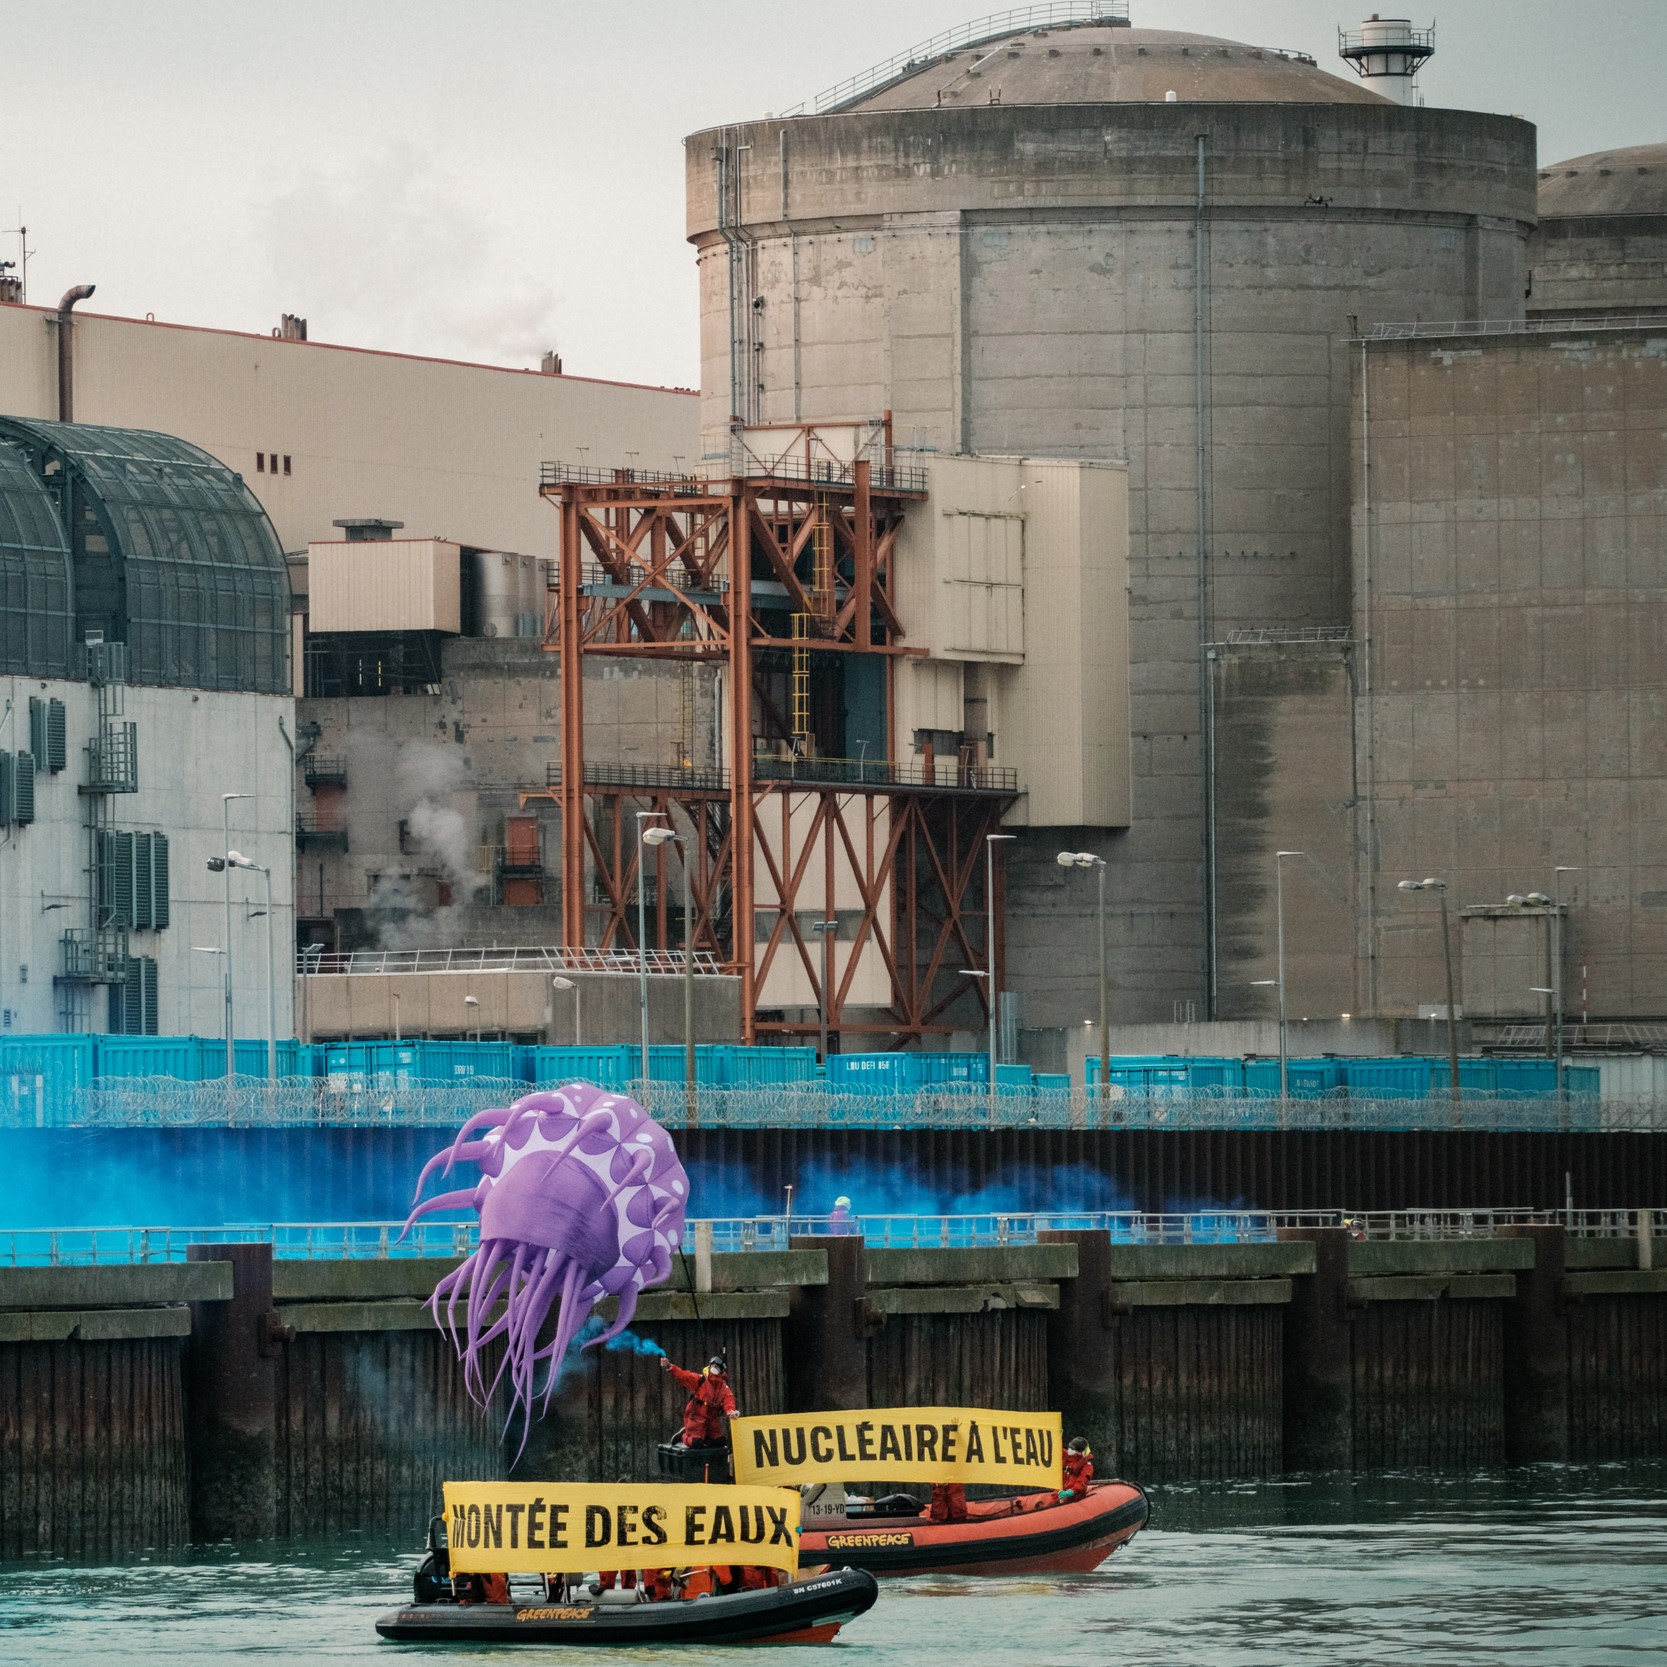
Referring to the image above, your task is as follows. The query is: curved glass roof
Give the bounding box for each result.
[0,416,290,694]
[0,439,74,678]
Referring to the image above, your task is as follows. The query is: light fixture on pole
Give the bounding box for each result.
[809,919,839,1062]
[1552,866,1579,1101]
[986,833,1016,1117]
[644,825,696,1120]
[1272,852,1305,1100]
[1398,876,1460,1111]
[552,975,580,1045]
[634,811,668,1089]
[213,792,252,1081]
[464,993,480,1045]
[228,850,276,1080]
[392,991,402,1043]
[1056,851,1108,1100]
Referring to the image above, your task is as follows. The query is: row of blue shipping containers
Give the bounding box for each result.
[0,1034,1601,1117]
[1086,1054,1600,1100]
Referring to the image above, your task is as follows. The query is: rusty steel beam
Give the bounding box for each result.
[539,457,1010,1048]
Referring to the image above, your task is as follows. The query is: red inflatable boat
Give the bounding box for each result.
[799,1480,1148,1577]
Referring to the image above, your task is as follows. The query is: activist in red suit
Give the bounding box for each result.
[661,1353,737,1445]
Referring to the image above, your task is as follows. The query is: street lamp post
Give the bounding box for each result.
[217,792,251,1079]
[1398,877,1460,1110]
[986,833,1016,1114]
[228,851,277,1080]
[1553,866,1579,1101]
[1273,852,1305,1100]
[552,975,580,1045]
[464,994,479,1044]
[1056,851,1109,1099]
[644,826,696,1120]
[634,811,666,1089]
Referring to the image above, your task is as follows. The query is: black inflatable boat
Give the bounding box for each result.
[375,1567,879,1646]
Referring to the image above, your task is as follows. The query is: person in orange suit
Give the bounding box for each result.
[927,1482,967,1522]
[1059,1437,1094,1502]
[660,1353,737,1445]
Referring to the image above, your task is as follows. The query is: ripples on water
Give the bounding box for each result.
[1,1465,1663,1664]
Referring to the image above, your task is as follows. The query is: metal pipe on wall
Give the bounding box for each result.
[1194,135,1216,1017]
[55,284,96,424]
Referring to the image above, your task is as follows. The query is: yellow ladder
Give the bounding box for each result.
[791,612,811,753]
[813,495,834,621]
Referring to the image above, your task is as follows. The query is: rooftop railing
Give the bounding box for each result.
[295,946,722,977]
[1367,315,1667,341]
[798,3,1132,115]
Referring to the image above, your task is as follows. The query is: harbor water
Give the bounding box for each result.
[0,1466,1662,1664]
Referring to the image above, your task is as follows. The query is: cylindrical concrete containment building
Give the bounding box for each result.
[1530,142,1667,321]
[686,16,1537,1026]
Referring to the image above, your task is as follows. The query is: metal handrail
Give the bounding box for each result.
[1367,315,1667,341]
[1338,24,1435,53]
[3,1207,1659,1265]
[800,3,1131,115]
[755,755,1020,793]
[295,945,722,976]
[541,457,930,496]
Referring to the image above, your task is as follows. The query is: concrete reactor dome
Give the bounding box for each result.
[1538,141,1667,219]
[834,24,1389,111]
[1529,141,1667,321]
[686,14,1535,1022]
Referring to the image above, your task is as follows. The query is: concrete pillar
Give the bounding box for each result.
[1500,1223,1570,1463]
[1039,1229,1120,1468]
[1278,1226,1353,1470]
[186,1242,282,1539]
[786,1236,868,1413]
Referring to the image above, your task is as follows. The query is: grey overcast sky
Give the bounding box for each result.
[3,0,1662,388]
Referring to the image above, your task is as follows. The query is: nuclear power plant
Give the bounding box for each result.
[676,3,1667,1058]
[0,3,1663,1067]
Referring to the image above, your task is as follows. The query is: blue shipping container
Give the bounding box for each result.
[0,1035,97,1126]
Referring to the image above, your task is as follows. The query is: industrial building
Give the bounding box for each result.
[0,277,703,1039]
[0,414,294,1037]
[681,5,1667,1057]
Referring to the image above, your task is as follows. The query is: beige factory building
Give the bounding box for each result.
[0,300,699,557]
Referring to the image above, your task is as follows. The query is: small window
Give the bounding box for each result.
[256,452,265,472]
[283,454,292,475]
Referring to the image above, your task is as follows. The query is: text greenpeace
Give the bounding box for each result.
[441,1483,800,1577]
[730,1407,1062,1488]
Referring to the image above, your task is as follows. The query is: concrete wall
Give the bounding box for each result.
[1354,325,1667,1019]
[688,101,1537,1027]
[1211,642,1358,1021]
[1529,215,1667,321]
[299,967,742,1045]
[0,302,698,557]
[0,674,294,1037]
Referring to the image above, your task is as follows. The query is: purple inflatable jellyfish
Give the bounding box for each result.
[401,1083,688,1454]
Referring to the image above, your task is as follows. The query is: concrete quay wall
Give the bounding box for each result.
[3,1232,1666,1560]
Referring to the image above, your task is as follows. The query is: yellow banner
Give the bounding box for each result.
[442,1483,800,1578]
[730,1407,1062,1489]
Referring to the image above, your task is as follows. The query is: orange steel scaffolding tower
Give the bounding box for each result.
[528,422,1018,1048]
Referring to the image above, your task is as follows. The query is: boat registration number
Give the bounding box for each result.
[515,1606,595,1622]
[823,1532,914,1549]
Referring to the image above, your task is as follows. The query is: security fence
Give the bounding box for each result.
[32,1074,1665,1133]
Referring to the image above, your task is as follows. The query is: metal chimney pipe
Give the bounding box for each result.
[55,283,96,423]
